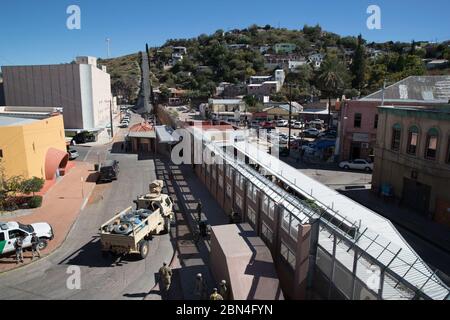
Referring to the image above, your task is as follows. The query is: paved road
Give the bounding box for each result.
[0,119,174,300]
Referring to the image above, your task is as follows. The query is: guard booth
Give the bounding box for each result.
[210,223,284,300]
[155,125,181,157]
[127,122,156,153]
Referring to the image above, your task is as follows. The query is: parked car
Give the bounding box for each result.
[68,149,79,160]
[339,159,374,172]
[119,123,129,128]
[293,121,304,129]
[319,130,337,138]
[276,120,288,127]
[0,221,54,256]
[97,160,120,183]
[304,128,321,137]
[261,121,276,130]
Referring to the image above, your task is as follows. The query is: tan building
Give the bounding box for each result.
[373,104,450,227]
[2,56,113,131]
[0,114,68,181]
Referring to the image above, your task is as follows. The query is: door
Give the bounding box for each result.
[0,232,8,255]
[350,144,361,160]
[8,229,32,251]
[402,178,431,216]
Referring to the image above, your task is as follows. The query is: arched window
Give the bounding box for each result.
[425,128,439,160]
[406,126,419,155]
[391,123,402,151]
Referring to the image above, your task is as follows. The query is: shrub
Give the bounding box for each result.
[29,196,43,209]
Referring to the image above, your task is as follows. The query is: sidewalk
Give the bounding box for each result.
[0,163,97,273]
[342,189,450,254]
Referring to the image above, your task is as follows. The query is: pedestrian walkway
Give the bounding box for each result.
[145,158,228,300]
[0,163,97,273]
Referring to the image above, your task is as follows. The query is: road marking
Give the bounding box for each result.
[83,148,93,162]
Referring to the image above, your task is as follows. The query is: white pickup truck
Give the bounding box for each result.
[0,221,54,256]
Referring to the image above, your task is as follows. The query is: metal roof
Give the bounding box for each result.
[0,116,37,127]
[361,76,450,103]
[155,125,180,144]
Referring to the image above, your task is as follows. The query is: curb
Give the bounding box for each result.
[0,174,97,275]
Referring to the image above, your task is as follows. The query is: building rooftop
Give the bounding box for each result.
[209,99,243,105]
[361,76,450,103]
[0,116,37,127]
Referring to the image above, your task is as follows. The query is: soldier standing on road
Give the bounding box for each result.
[31,233,41,260]
[219,280,228,300]
[14,235,24,264]
[159,262,172,291]
[210,288,223,300]
[194,273,207,299]
[196,201,202,222]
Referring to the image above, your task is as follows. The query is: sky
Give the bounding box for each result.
[1,0,450,67]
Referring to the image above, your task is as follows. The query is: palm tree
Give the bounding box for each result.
[317,55,349,127]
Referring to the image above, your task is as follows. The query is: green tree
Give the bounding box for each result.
[317,54,350,125]
[351,34,368,91]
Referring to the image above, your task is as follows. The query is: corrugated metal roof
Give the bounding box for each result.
[361,76,450,103]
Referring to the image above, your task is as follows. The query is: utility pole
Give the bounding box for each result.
[106,38,111,58]
[109,99,114,138]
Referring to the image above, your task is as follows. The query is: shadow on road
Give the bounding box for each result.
[57,237,146,268]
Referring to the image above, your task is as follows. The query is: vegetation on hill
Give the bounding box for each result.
[98,53,141,103]
[104,24,450,104]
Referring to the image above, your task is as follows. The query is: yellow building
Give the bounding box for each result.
[0,115,68,181]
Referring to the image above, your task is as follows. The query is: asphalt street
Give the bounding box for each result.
[0,117,174,300]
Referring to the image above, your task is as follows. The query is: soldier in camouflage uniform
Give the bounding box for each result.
[159,262,172,291]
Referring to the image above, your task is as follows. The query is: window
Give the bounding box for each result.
[235,194,242,209]
[280,242,296,269]
[374,114,379,129]
[226,183,232,198]
[354,113,362,128]
[447,138,450,164]
[290,218,300,239]
[268,201,275,220]
[226,166,233,179]
[0,232,4,241]
[261,195,269,215]
[407,126,419,155]
[0,149,3,158]
[247,206,256,224]
[261,223,273,244]
[282,209,290,231]
[247,183,257,202]
[8,230,27,239]
[391,124,402,151]
[425,128,439,160]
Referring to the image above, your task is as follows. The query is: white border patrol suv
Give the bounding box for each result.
[0,222,54,256]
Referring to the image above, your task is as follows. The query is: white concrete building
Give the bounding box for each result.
[2,56,114,132]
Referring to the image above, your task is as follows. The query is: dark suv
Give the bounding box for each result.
[97,160,120,183]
